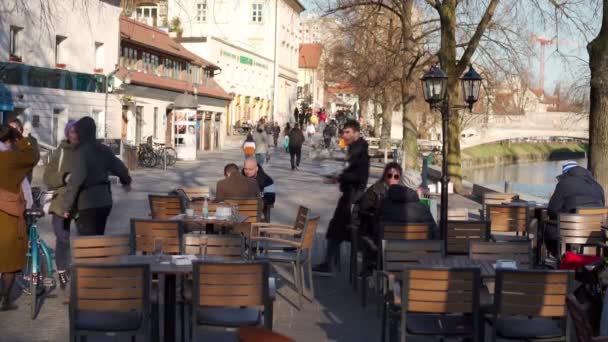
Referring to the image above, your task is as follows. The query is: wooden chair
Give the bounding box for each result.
[224,197,263,223]
[69,263,151,342]
[238,326,295,342]
[395,266,481,342]
[148,194,185,220]
[250,206,309,253]
[130,219,184,255]
[382,222,433,240]
[182,186,211,201]
[491,269,574,341]
[469,240,533,269]
[557,213,607,257]
[481,192,519,218]
[576,207,608,219]
[182,233,207,256]
[191,261,273,340]
[250,216,319,308]
[446,220,490,255]
[486,204,532,241]
[71,235,130,264]
[204,235,245,260]
[447,208,470,221]
[566,294,608,341]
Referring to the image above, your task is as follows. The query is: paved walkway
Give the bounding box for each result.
[0,136,481,342]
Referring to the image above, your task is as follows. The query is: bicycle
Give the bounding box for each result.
[138,142,157,168]
[152,142,177,167]
[18,188,56,319]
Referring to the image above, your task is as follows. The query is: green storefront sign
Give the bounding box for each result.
[220,50,268,69]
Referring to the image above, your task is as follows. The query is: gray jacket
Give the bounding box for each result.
[253,130,269,154]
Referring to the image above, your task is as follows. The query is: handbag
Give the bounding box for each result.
[283,136,290,149]
[43,148,64,214]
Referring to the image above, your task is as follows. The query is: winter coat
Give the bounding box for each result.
[253,130,269,154]
[43,140,77,216]
[379,184,438,238]
[359,180,389,215]
[548,166,605,219]
[288,128,305,148]
[62,117,132,213]
[215,173,260,202]
[326,137,370,242]
[243,164,276,206]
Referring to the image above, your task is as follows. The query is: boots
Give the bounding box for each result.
[58,271,69,290]
[0,295,17,311]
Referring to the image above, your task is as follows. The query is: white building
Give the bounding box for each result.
[299,16,340,44]
[0,0,122,146]
[298,43,324,110]
[165,0,305,129]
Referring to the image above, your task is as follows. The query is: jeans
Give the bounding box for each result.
[323,238,342,269]
[289,146,302,169]
[255,153,266,166]
[52,215,71,271]
[76,206,112,236]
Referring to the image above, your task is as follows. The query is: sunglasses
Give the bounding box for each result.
[386,173,400,180]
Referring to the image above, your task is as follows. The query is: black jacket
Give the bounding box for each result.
[62,117,131,212]
[243,164,276,206]
[338,137,370,193]
[288,128,305,148]
[379,185,438,238]
[548,166,605,219]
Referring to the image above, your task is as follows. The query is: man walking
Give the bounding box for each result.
[252,125,269,166]
[313,120,369,275]
[287,124,305,170]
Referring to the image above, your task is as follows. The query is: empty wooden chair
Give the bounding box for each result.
[382,222,434,240]
[557,213,606,256]
[70,263,151,342]
[486,204,531,241]
[446,220,490,255]
[224,198,263,223]
[191,261,273,340]
[491,269,574,341]
[182,186,211,201]
[130,219,184,255]
[395,266,481,342]
[71,235,130,264]
[447,208,470,221]
[469,240,533,269]
[204,235,245,260]
[250,206,309,253]
[182,233,207,256]
[148,194,185,220]
[576,207,608,218]
[250,217,319,308]
[481,192,519,218]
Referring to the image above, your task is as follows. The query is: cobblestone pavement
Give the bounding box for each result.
[0,136,480,342]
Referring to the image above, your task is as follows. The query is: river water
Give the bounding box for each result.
[464,158,587,201]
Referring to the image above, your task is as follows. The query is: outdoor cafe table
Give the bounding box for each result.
[418,255,496,279]
[171,213,249,233]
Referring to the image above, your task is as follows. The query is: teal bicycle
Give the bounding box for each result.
[17,188,56,319]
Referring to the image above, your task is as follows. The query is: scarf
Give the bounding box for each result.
[0,140,33,209]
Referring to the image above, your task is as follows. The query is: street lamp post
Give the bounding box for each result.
[421,64,482,249]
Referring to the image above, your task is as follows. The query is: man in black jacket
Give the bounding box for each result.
[313,120,369,275]
[243,158,276,218]
[545,161,605,255]
[288,124,305,170]
[379,184,438,238]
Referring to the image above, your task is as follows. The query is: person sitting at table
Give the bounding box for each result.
[379,184,438,238]
[545,161,605,256]
[215,163,260,202]
[243,157,275,221]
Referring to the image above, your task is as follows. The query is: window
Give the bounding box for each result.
[196,1,207,22]
[136,5,158,26]
[252,3,263,23]
[121,46,138,69]
[55,35,67,66]
[92,109,104,138]
[52,108,62,146]
[153,107,158,139]
[9,26,23,59]
[94,42,104,71]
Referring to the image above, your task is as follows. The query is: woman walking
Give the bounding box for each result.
[0,125,39,310]
[61,117,132,236]
[43,120,78,289]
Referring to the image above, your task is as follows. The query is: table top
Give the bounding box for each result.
[418,255,497,278]
[171,213,249,226]
[119,255,227,274]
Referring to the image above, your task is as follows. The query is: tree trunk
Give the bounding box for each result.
[381,93,394,149]
[374,101,382,138]
[359,95,369,125]
[399,0,419,170]
[588,0,608,203]
[401,100,419,170]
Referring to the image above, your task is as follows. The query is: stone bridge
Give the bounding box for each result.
[457,111,588,148]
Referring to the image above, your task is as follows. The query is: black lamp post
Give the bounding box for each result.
[421,64,482,247]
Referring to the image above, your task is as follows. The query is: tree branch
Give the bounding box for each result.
[455,0,500,74]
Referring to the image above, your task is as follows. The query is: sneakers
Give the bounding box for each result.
[58,271,69,290]
[312,263,333,277]
[0,297,17,311]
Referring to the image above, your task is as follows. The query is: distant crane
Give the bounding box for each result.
[533,36,554,92]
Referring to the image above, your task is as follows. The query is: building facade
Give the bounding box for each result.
[298,43,324,111]
[164,0,304,130]
[0,0,122,146]
[116,17,231,158]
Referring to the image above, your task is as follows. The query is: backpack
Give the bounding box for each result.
[243,141,256,156]
[283,136,290,149]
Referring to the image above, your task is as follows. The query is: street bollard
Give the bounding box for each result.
[504,181,512,193]
[163,148,167,171]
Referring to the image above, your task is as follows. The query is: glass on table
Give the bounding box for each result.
[154,237,164,262]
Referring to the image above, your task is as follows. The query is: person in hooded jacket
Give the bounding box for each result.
[379,184,438,238]
[545,161,605,256]
[243,158,276,221]
[313,120,369,275]
[61,117,132,236]
[43,120,78,289]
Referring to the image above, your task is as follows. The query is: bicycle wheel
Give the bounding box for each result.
[139,150,156,168]
[164,147,177,166]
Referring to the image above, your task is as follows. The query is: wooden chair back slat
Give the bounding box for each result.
[382,223,432,240]
[495,270,573,318]
[447,208,470,221]
[482,192,519,218]
[300,216,319,250]
[73,264,149,313]
[149,195,184,220]
[487,205,529,234]
[224,198,262,223]
[204,235,244,260]
[183,187,211,200]
[72,235,130,264]
[293,206,310,231]
[383,240,443,273]
[402,267,480,314]
[576,207,608,218]
[182,233,206,256]
[446,220,490,255]
[469,240,532,268]
[558,213,605,251]
[193,261,269,308]
[130,219,183,255]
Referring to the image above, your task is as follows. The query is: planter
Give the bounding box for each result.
[94,68,104,74]
[55,63,66,69]
[9,55,22,62]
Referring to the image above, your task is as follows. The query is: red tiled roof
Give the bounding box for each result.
[299,43,323,69]
[116,67,232,101]
[120,17,218,69]
[327,82,355,94]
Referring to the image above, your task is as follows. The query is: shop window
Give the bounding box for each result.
[9,26,23,61]
[251,3,263,23]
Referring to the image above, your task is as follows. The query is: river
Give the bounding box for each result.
[464,158,588,201]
